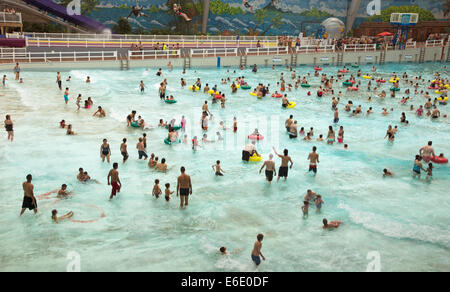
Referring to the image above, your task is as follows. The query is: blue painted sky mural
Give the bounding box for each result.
[74,0,447,35]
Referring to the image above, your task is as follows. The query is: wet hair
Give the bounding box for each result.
[155,179,159,184]
[62,184,67,188]
[161,158,166,163]
[123,138,127,143]
[26,174,32,181]
[220,247,226,253]
[52,209,57,216]
[113,162,118,169]
[216,160,220,164]
[323,218,328,225]
[257,234,264,241]
[165,183,170,188]
[283,149,288,156]
[180,166,185,173]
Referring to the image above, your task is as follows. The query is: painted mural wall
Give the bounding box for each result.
[73,0,447,35]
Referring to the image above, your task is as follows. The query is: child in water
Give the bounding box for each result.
[426,163,433,181]
[315,195,324,212]
[301,201,309,218]
[152,179,162,199]
[165,183,174,202]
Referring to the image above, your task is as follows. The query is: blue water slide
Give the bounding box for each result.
[22,0,109,33]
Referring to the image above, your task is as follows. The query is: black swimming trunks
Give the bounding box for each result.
[180,188,190,196]
[22,196,37,210]
[265,170,274,182]
[242,150,250,162]
[278,166,288,177]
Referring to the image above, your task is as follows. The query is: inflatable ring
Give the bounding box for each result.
[272,93,283,98]
[241,85,251,90]
[445,84,449,89]
[430,156,448,164]
[250,92,257,96]
[339,70,349,73]
[362,76,371,79]
[343,82,353,86]
[189,86,200,91]
[301,84,311,88]
[68,204,106,224]
[437,97,442,101]
[390,87,400,91]
[166,125,182,131]
[287,102,296,109]
[249,154,262,162]
[164,138,181,145]
[215,95,223,100]
[378,79,386,83]
[352,65,359,68]
[435,90,442,94]
[131,122,140,128]
[165,99,177,104]
[248,134,264,141]
[428,86,438,90]
[314,67,322,71]
[351,87,359,91]
[208,89,215,95]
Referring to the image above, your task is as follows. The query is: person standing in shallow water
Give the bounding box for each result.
[20,174,37,216]
[177,166,192,208]
[108,163,121,200]
[273,147,293,182]
[4,115,13,142]
[251,234,265,266]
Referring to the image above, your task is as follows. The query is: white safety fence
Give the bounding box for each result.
[425,40,444,47]
[343,44,377,52]
[0,12,22,23]
[23,32,280,41]
[26,37,276,49]
[246,47,289,55]
[387,41,417,50]
[0,51,117,63]
[190,48,238,58]
[128,49,180,59]
[296,45,335,53]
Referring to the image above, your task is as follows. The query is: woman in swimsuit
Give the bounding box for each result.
[412,155,425,179]
[100,139,111,163]
[4,115,13,141]
[327,126,335,145]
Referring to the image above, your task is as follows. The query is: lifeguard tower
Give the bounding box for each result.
[0,11,23,35]
[390,13,418,50]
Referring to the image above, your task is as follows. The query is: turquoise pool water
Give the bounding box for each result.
[0,63,449,271]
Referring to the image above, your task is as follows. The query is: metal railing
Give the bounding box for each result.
[246,47,289,55]
[190,48,238,58]
[0,51,117,64]
[296,45,335,53]
[0,12,22,23]
[343,44,377,52]
[26,37,276,49]
[387,41,417,50]
[23,32,279,41]
[128,49,180,60]
[0,47,26,57]
[425,40,444,47]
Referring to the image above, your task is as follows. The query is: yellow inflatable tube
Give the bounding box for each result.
[287,102,296,109]
[249,154,262,162]
[362,75,371,79]
[189,86,200,91]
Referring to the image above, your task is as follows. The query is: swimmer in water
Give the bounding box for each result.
[315,195,324,212]
[107,162,121,200]
[322,218,342,229]
[93,106,106,118]
[57,184,72,199]
[273,147,293,182]
[259,154,276,184]
[301,201,309,218]
[251,234,265,266]
[120,138,129,163]
[177,166,192,208]
[383,169,393,177]
[51,209,74,223]
[212,160,225,176]
[20,174,37,216]
[152,179,162,199]
[165,183,174,202]
[100,139,111,163]
[307,146,320,176]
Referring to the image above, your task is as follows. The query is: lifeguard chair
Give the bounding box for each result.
[390,13,418,50]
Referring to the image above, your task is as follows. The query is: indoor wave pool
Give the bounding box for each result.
[0,63,449,271]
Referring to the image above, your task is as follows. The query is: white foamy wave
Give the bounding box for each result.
[339,203,450,248]
[10,83,41,110]
[108,107,125,124]
[281,18,297,28]
[150,20,164,27]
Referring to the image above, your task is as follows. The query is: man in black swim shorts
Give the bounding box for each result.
[177,167,192,208]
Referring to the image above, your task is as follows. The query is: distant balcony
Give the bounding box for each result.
[0,12,22,24]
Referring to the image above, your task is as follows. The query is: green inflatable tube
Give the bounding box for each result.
[343,82,353,86]
[165,99,177,104]
[166,125,182,131]
[164,138,181,145]
[241,86,251,90]
[390,87,400,91]
[301,84,311,88]
[131,122,140,128]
